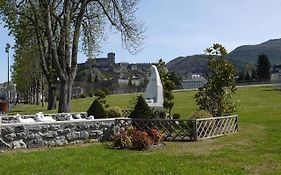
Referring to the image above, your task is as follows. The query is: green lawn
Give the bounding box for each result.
[3,86,281,174]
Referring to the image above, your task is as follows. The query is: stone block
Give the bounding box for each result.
[27,138,47,148]
[48,136,68,147]
[5,133,17,141]
[11,139,27,149]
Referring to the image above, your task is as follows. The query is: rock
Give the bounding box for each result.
[89,130,103,139]
[57,128,71,135]
[48,136,68,147]
[40,125,50,132]
[90,124,100,130]
[5,133,17,141]
[66,132,80,141]
[29,126,41,132]
[11,139,27,149]
[2,126,14,135]
[43,131,58,139]
[80,131,89,140]
[14,126,25,133]
[77,124,89,130]
[16,132,27,138]
[27,138,47,148]
[50,125,61,130]
[64,123,75,129]
[0,138,12,149]
[69,140,84,145]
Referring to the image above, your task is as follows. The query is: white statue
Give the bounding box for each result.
[16,114,35,123]
[35,112,56,122]
[66,114,86,121]
[145,65,164,109]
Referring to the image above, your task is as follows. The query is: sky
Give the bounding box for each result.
[1,0,281,83]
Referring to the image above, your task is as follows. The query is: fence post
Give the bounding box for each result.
[193,119,198,141]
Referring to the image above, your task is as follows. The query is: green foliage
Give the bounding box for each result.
[106,106,122,118]
[169,72,182,89]
[112,132,132,149]
[129,95,153,118]
[157,59,176,116]
[189,110,213,119]
[80,93,87,98]
[195,44,237,117]
[256,54,271,80]
[172,113,181,119]
[87,99,107,119]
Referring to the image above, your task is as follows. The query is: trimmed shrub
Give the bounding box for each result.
[189,110,213,119]
[87,99,107,119]
[129,95,153,119]
[112,132,132,149]
[146,128,163,145]
[131,130,152,150]
[80,93,87,98]
[112,127,162,150]
[172,113,181,119]
[106,106,122,118]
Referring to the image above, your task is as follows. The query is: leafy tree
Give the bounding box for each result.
[157,59,176,116]
[251,68,256,80]
[168,71,182,89]
[195,44,237,117]
[256,54,271,80]
[245,71,251,80]
[1,0,144,113]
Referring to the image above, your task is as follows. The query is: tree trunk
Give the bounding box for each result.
[58,78,73,113]
[47,82,57,110]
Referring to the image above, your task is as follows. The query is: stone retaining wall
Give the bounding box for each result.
[0,118,115,150]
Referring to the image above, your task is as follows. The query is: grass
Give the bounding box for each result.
[3,86,281,174]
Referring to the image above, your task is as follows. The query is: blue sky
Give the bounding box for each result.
[1,0,281,83]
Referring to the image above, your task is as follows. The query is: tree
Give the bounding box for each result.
[168,72,182,89]
[1,0,144,113]
[157,59,176,116]
[129,95,153,118]
[195,44,237,117]
[245,71,251,81]
[256,54,271,80]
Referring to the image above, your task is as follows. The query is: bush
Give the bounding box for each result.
[106,106,122,118]
[129,95,153,119]
[87,99,107,118]
[146,128,163,145]
[189,110,213,119]
[172,113,181,119]
[112,132,132,149]
[112,127,162,150]
[80,93,87,98]
[131,130,152,150]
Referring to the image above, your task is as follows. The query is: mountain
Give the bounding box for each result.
[227,38,281,68]
[167,38,281,76]
[167,55,208,76]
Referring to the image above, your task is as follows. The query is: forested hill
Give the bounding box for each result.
[167,38,281,76]
[227,38,281,68]
[167,54,208,76]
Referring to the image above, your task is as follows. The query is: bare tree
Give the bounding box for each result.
[1,0,144,112]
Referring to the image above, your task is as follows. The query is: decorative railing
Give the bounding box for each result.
[115,115,238,141]
[195,115,238,140]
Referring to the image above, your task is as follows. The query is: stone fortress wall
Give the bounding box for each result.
[0,113,115,149]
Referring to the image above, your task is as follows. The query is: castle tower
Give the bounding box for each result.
[107,52,115,64]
